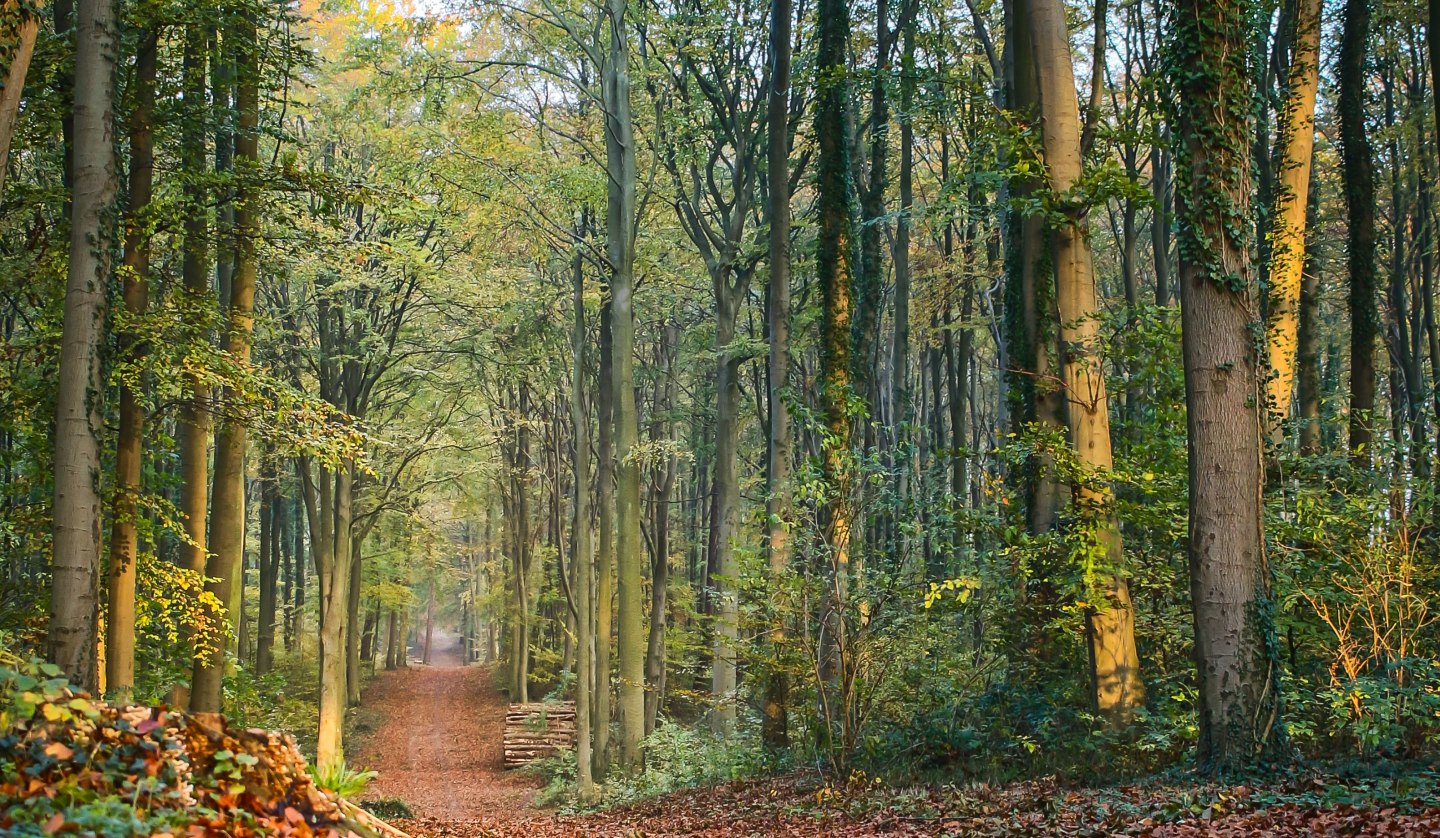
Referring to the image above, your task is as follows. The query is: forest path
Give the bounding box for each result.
[350,631,542,831]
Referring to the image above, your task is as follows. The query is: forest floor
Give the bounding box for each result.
[350,632,542,829]
[351,644,1440,837]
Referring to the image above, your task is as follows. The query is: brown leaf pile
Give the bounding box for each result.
[0,682,380,837]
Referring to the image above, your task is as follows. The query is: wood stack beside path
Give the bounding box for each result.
[503,701,576,769]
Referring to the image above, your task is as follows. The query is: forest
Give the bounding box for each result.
[2,0,1440,833]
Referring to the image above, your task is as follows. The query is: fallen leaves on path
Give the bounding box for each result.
[391,769,1440,837]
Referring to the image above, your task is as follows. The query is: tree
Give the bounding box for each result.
[602,0,646,771]
[50,0,118,692]
[192,9,260,715]
[1169,0,1284,770]
[1338,0,1376,465]
[106,27,157,703]
[0,0,39,198]
[762,0,794,750]
[1025,0,1141,722]
[1262,0,1321,439]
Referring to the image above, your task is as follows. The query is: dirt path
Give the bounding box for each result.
[350,630,542,830]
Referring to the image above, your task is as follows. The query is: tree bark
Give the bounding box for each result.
[1171,0,1284,771]
[603,0,645,772]
[191,13,259,715]
[51,0,117,693]
[1027,0,1141,723]
[1263,0,1321,441]
[105,29,156,703]
[762,0,794,750]
[178,25,210,580]
[0,1,38,198]
[1338,0,1377,465]
[570,218,597,801]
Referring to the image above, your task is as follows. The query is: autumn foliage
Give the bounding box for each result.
[0,662,388,837]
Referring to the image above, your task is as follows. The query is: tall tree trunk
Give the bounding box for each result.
[814,0,856,733]
[1150,142,1172,305]
[570,220,597,801]
[1004,0,1064,537]
[178,25,210,578]
[710,284,743,734]
[1263,0,1321,441]
[647,324,677,735]
[315,463,354,771]
[51,0,117,693]
[1171,0,1284,771]
[106,30,155,703]
[889,0,915,571]
[603,0,645,772]
[762,0,794,750]
[346,541,362,703]
[593,299,614,780]
[1027,0,1141,723]
[1296,178,1323,455]
[191,13,259,715]
[256,468,278,675]
[0,1,39,198]
[1338,0,1377,465]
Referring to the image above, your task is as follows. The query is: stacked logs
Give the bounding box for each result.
[503,701,577,769]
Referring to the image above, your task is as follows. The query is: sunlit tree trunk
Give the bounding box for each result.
[1003,0,1064,538]
[0,1,39,198]
[1263,0,1321,441]
[1171,0,1284,771]
[315,462,354,771]
[105,30,155,703]
[50,0,117,693]
[1026,0,1141,724]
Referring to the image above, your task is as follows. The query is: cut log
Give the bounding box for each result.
[503,701,577,769]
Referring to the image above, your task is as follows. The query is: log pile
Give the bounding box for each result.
[503,701,576,769]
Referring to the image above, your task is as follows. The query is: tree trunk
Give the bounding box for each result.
[316,463,354,771]
[814,0,856,724]
[0,1,39,198]
[1004,0,1065,537]
[346,541,362,703]
[593,299,614,780]
[191,12,259,714]
[51,0,117,693]
[570,220,597,801]
[1263,0,1321,440]
[762,0,794,749]
[256,468,278,675]
[603,0,645,772]
[1171,0,1284,771]
[385,609,399,670]
[106,30,155,702]
[178,24,210,579]
[1339,0,1377,465]
[710,285,743,734]
[1027,0,1141,724]
[647,324,677,735]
